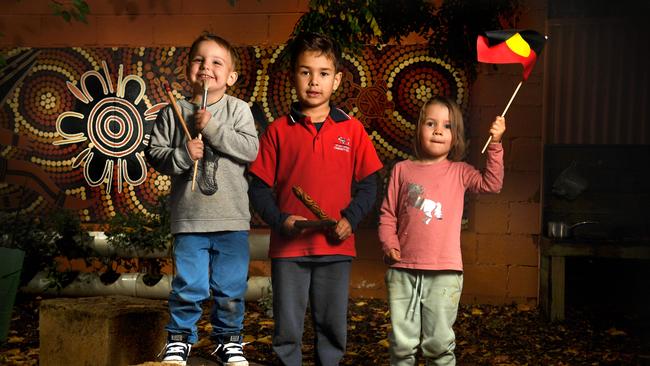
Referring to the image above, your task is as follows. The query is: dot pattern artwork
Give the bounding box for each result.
[0,45,469,225]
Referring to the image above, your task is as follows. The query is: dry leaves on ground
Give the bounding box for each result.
[1,295,647,365]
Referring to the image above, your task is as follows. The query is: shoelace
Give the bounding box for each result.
[211,342,244,357]
[158,341,189,358]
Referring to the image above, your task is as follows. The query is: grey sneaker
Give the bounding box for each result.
[211,334,248,366]
[159,333,191,365]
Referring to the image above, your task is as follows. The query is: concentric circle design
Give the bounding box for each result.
[384,48,468,128]
[87,97,143,158]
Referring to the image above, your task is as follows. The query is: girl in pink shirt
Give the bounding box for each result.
[378,96,505,365]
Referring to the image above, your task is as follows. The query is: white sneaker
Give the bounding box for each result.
[159,333,192,365]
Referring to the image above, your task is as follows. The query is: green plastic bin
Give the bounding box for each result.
[0,247,25,342]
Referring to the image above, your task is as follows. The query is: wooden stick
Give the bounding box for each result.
[191,81,208,191]
[292,186,331,220]
[163,83,191,141]
[190,133,201,192]
[163,83,199,191]
[480,80,523,154]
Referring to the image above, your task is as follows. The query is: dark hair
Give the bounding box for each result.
[414,96,467,162]
[188,32,239,71]
[288,32,341,71]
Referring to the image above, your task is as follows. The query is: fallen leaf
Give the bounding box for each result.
[7,336,24,344]
[517,303,533,312]
[255,335,273,345]
[243,335,256,343]
[606,328,627,336]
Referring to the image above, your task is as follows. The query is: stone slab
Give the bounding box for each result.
[40,295,169,366]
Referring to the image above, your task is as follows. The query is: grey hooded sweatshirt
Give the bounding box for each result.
[146,94,259,234]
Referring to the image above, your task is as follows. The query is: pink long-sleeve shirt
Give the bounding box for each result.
[378,143,504,271]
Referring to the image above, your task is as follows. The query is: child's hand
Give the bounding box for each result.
[329,217,352,242]
[489,116,506,143]
[186,138,204,161]
[194,109,212,132]
[384,248,401,264]
[282,215,307,236]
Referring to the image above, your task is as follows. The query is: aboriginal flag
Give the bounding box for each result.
[477,29,546,81]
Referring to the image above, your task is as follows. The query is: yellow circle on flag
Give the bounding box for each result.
[505,33,531,57]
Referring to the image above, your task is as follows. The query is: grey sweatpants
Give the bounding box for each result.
[386,268,463,366]
[271,259,351,366]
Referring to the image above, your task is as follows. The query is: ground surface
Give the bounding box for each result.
[1,294,648,365]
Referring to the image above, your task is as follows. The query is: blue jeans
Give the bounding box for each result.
[165,231,249,344]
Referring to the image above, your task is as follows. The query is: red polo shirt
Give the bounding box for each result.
[249,106,383,258]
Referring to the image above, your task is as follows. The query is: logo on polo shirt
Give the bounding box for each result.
[334,136,351,152]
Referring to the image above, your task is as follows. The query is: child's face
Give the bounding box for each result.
[292,50,342,114]
[186,40,237,97]
[419,103,453,162]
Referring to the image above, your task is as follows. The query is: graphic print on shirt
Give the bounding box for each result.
[334,136,351,153]
[406,183,442,224]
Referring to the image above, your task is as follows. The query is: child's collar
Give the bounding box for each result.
[288,102,350,124]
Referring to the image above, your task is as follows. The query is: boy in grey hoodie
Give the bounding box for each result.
[146,33,258,366]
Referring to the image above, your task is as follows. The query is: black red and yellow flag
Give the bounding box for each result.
[476,29,546,81]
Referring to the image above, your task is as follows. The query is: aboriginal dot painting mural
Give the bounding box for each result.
[0,45,469,225]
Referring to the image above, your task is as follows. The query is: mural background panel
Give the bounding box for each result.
[0,45,469,227]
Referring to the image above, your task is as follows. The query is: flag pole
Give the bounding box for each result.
[480,80,523,154]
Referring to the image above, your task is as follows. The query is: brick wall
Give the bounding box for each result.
[1,0,548,304]
[0,0,308,46]
[459,0,547,304]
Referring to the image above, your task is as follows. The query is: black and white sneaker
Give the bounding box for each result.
[159,333,191,365]
[211,334,248,366]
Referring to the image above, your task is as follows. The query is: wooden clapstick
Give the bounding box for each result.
[163,82,199,191]
[294,219,336,229]
[162,83,192,142]
[292,186,330,220]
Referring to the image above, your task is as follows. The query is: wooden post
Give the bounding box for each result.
[550,256,566,321]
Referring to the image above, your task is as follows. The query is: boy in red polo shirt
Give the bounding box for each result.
[248,32,383,365]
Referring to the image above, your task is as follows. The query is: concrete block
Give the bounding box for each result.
[508,137,541,172]
[89,0,183,15]
[38,15,98,47]
[152,15,269,46]
[498,171,540,203]
[508,265,539,299]
[269,13,305,44]
[509,202,541,234]
[472,202,509,233]
[96,16,154,46]
[463,263,508,301]
[477,234,538,267]
[40,296,169,366]
[504,105,542,138]
[460,232,478,265]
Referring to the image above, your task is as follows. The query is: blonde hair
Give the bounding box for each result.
[414,96,466,162]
